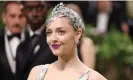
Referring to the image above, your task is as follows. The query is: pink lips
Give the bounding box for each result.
[51,44,61,49]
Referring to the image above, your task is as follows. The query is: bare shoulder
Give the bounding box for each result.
[88,69,107,80]
[82,37,93,44]
[81,36,95,53]
[81,37,95,48]
[27,65,43,80]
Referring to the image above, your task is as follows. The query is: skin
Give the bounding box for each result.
[22,1,48,31]
[2,2,26,34]
[66,3,96,69]
[46,17,81,58]
[80,37,96,69]
[28,17,107,80]
[97,1,113,13]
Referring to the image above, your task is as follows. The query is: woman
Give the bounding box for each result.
[28,3,107,80]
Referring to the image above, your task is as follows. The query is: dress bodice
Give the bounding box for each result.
[36,64,90,80]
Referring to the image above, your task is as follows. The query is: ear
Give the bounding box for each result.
[75,28,82,43]
[2,12,6,24]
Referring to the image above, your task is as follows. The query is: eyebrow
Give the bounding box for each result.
[56,27,66,30]
[47,26,68,30]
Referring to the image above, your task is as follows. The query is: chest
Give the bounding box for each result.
[43,68,88,80]
[37,65,89,80]
[44,71,81,80]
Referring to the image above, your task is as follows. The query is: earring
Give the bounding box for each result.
[76,40,79,44]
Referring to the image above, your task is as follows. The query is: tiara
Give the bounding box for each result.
[46,2,85,31]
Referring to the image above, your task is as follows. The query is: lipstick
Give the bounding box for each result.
[52,44,61,49]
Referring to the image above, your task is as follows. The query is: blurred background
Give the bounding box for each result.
[0,1,133,80]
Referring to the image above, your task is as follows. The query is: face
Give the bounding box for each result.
[97,1,112,12]
[23,1,48,26]
[2,3,26,34]
[46,17,82,57]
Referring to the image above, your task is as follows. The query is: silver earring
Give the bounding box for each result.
[76,40,79,44]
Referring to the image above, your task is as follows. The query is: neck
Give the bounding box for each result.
[55,47,83,71]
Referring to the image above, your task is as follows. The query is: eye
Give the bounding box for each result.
[46,30,52,36]
[36,6,44,11]
[58,30,65,35]
[25,7,31,11]
[10,14,15,18]
[19,14,25,19]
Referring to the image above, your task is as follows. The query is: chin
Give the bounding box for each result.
[50,46,63,56]
[52,51,60,56]
[51,49,62,56]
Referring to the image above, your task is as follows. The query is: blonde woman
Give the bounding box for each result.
[28,3,107,80]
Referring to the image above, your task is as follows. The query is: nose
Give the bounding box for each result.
[51,33,58,43]
[14,16,20,24]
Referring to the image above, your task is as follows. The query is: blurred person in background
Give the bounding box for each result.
[66,3,96,69]
[127,1,133,42]
[90,1,128,36]
[122,1,133,80]
[0,1,26,80]
[16,1,57,80]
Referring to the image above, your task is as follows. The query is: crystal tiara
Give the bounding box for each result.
[46,2,85,31]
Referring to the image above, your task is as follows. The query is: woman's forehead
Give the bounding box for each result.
[47,17,73,28]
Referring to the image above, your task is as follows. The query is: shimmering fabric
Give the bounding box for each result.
[36,64,90,80]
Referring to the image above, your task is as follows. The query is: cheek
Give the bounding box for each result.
[7,19,14,26]
[62,35,75,49]
[26,12,32,19]
[46,36,51,45]
[27,14,32,19]
[20,18,27,26]
[39,10,47,17]
[6,17,16,24]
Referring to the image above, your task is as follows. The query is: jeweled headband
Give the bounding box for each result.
[46,2,85,31]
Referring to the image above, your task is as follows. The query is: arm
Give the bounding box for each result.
[27,65,42,80]
[80,37,96,69]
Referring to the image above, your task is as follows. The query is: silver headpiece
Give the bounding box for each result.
[46,2,85,31]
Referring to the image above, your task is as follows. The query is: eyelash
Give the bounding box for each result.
[58,30,65,35]
[46,31,51,36]
[46,30,66,36]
